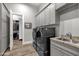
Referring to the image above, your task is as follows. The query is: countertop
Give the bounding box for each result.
[50,37,79,49]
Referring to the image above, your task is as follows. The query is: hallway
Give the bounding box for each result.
[3,40,38,56]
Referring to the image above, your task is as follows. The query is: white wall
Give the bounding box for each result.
[13,15,22,20]
[59,8,79,36]
[5,3,37,43]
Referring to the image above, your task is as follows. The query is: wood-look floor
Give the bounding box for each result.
[3,39,38,56]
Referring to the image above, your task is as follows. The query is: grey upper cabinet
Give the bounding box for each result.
[36,15,40,27]
[39,12,42,26]
[48,4,55,24]
[45,5,50,25]
[35,3,56,27]
[43,3,56,25]
[40,11,44,25]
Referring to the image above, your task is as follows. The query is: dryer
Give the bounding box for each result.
[33,26,55,56]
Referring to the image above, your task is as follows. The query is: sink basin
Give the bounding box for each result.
[57,38,71,42]
[56,37,79,44]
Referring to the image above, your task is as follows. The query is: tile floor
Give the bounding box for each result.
[3,39,38,56]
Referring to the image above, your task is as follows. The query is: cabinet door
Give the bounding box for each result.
[39,15,41,26]
[43,9,47,25]
[46,6,50,25]
[49,4,55,24]
[61,50,73,56]
[44,4,55,25]
[36,16,38,27]
[39,14,41,26]
[51,41,74,56]
[36,15,40,27]
[44,7,48,25]
[35,17,37,27]
[36,3,55,26]
[40,11,44,26]
[42,11,45,26]
[51,44,63,56]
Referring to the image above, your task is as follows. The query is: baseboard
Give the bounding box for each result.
[0,47,9,56]
[23,41,33,45]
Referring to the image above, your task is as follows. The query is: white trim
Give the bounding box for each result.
[23,41,33,45]
[0,50,5,56]
[10,11,24,50]
[10,10,13,50]
[22,14,24,45]
[0,47,8,56]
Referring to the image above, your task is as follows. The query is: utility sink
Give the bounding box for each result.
[57,37,71,42]
[56,37,79,44]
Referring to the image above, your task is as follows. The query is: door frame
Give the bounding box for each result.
[10,11,24,50]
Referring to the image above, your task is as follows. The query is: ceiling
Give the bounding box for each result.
[5,3,46,14]
[24,3,46,11]
[26,3,43,7]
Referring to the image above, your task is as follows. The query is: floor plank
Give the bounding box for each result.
[4,39,38,56]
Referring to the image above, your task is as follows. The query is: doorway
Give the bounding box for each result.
[13,14,23,49]
[13,20,21,49]
[10,11,24,50]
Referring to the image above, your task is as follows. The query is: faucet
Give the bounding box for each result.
[66,32,72,39]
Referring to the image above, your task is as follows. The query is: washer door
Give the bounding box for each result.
[36,31,41,38]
